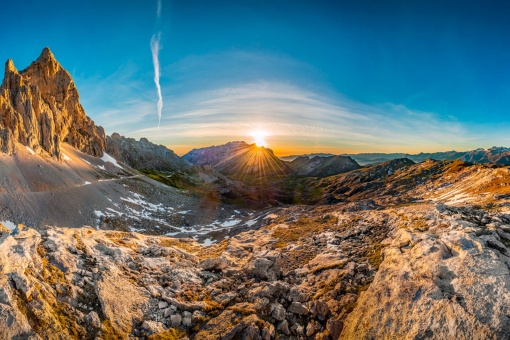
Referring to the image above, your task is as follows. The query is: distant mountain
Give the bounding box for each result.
[106,133,191,172]
[340,147,510,165]
[287,155,360,177]
[279,153,334,162]
[183,141,291,179]
[184,142,362,179]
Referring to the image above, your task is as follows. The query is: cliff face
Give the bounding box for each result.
[0,48,105,159]
[106,133,191,172]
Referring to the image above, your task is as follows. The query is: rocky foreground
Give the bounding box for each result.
[2,201,510,339]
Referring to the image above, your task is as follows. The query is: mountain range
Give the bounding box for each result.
[341,146,510,165]
[2,48,510,339]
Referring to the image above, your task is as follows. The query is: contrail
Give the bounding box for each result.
[151,33,162,127]
[151,0,163,127]
[157,0,162,18]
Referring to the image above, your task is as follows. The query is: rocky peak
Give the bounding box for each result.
[0,48,106,159]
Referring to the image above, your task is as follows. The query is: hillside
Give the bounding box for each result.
[287,155,360,177]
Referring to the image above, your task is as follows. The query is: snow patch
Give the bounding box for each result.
[101,152,124,169]
[84,181,91,185]
[1,220,16,230]
[63,153,71,161]
[25,146,35,155]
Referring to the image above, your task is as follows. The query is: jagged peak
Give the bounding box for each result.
[4,59,18,74]
[37,47,56,63]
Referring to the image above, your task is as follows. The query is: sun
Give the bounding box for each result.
[251,130,268,147]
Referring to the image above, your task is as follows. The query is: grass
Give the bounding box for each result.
[147,328,187,340]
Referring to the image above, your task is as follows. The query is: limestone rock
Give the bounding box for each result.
[0,48,105,159]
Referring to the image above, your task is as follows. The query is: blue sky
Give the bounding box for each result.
[2,0,510,155]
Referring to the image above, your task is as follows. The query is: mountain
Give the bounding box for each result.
[184,143,361,179]
[183,141,291,179]
[0,48,260,240]
[106,132,191,172]
[0,48,105,159]
[279,153,335,162]
[343,146,510,165]
[287,155,360,177]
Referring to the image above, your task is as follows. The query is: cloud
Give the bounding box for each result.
[75,50,495,155]
[125,81,477,154]
[150,33,163,127]
[157,0,162,18]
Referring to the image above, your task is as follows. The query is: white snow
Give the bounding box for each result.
[101,152,124,169]
[94,210,104,218]
[25,146,35,155]
[97,165,105,171]
[1,220,16,230]
[201,238,215,246]
[81,158,91,165]
[220,219,241,227]
[84,181,91,185]
[244,219,258,227]
[63,153,71,161]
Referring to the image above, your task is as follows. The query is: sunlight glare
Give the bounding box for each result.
[252,130,268,147]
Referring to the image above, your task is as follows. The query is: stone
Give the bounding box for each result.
[288,301,308,315]
[164,308,173,317]
[306,322,316,336]
[277,320,290,336]
[199,257,229,272]
[170,314,182,326]
[271,303,286,321]
[158,301,168,309]
[85,311,101,329]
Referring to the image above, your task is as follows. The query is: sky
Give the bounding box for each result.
[2,0,510,155]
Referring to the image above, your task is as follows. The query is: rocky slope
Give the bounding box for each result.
[0,48,105,159]
[286,155,360,178]
[4,187,510,339]
[106,133,191,172]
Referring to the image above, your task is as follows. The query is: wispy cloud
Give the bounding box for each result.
[75,50,498,156]
[156,0,162,18]
[151,0,163,127]
[125,81,478,155]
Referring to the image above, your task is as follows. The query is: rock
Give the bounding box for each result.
[0,48,106,158]
[288,301,308,315]
[85,311,101,329]
[170,314,182,326]
[214,292,237,305]
[261,324,275,340]
[306,322,316,336]
[327,318,343,340]
[142,320,165,334]
[199,257,229,272]
[182,316,192,327]
[277,320,290,336]
[158,301,168,309]
[247,257,281,281]
[164,307,173,317]
[271,303,286,321]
